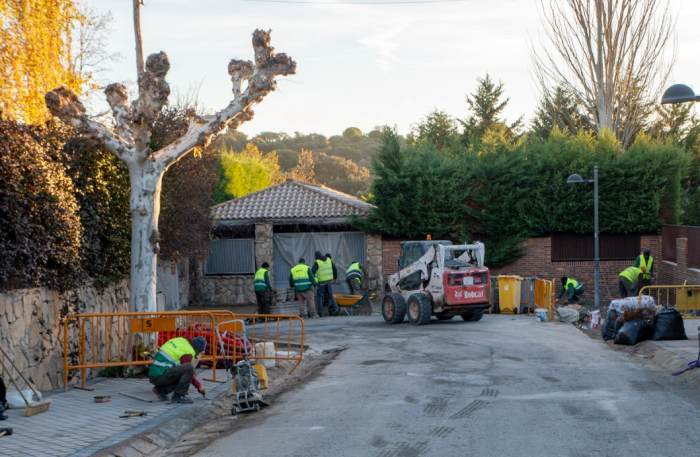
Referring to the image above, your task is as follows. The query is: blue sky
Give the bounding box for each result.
[89,0,700,136]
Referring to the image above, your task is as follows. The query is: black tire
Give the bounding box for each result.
[461,309,484,322]
[436,313,454,321]
[406,293,432,325]
[382,293,407,324]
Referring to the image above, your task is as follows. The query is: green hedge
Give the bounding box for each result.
[360,129,691,266]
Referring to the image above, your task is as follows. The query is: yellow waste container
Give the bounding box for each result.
[498,275,523,314]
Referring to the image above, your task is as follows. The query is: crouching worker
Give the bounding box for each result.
[557,276,584,304]
[149,336,207,403]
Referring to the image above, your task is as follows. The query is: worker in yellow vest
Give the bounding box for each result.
[149,336,207,403]
[289,258,318,318]
[618,266,642,298]
[635,248,654,290]
[345,260,365,295]
[311,251,338,316]
[254,262,273,314]
[556,276,584,304]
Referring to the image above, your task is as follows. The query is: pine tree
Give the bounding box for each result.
[460,74,522,147]
[409,109,459,150]
[531,86,592,139]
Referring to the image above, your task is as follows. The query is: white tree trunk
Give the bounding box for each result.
[45,29,295,312]
[128,162,164,312]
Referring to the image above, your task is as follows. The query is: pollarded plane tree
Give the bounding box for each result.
[44,29,296,312]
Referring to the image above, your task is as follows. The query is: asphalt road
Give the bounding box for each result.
[194,315,700,457]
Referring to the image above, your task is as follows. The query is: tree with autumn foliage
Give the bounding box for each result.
[215,143,283,201]
[0,0,86,123]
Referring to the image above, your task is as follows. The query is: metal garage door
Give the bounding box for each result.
[272,232,367,292]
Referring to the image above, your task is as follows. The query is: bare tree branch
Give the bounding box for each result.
[533,0,675,146]
[45,87,134,162]
[133,0,145,78]
[153,30,296,168]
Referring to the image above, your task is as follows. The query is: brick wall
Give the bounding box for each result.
[490,235,661,304]
[381,235,662,304]
[658,237,700,286]
[382,238,402,281]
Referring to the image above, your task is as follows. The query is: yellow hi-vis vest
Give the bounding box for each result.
[291,264,312,291]
[315,258,334,283]
[346,262,362,282]
[254,268,270,292]
[563,278,579,294]
[148,337,195,378]
[619,266,641,283]
[639,255,654,280]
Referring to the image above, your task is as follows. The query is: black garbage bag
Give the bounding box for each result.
[602,309,618,341]
[653,309,688,341]
[615,319,647,346]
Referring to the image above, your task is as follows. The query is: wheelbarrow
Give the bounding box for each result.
[334,293,372,316]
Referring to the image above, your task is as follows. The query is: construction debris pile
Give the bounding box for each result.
[602,296,688,345]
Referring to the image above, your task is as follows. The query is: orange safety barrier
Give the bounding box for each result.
[217,314,305,374]
[534,279,555,320]
[61,310,236,390]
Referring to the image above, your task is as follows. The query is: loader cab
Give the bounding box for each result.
[398,240,452,269]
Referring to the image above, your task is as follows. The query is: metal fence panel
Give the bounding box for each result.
[551,233,640,261]
[204,238,255,275]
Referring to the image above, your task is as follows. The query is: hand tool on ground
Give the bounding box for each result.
[119,392,153,403]
[74,386,95,392]
[0,427,13,437]
[119,410,147,418]
[0,345,51,417]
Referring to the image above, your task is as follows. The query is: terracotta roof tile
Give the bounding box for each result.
[212,180,373,222]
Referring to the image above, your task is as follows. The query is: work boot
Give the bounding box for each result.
[0,405,6,421]
[171,393,193,404]
[152,387,168,402]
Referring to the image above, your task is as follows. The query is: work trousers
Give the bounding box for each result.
[316,283,338,316]
[255,289,274,314]
[149,364,194,397]
[346,277,362,295]
[296,289,316,317]
[619,278,637,298]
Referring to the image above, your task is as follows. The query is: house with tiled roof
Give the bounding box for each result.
[194,180,383,306]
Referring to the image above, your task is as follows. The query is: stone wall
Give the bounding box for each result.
[365,234,383,295]
[0,280,129,391]
[194,269,256,306]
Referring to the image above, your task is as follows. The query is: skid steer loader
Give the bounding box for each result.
[382,240,490,325]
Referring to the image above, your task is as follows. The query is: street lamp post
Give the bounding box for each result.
[566,167,600,310]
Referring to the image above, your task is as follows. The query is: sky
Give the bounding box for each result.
[88,0,700,137]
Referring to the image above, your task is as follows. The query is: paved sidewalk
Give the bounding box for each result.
[0,369,229,457]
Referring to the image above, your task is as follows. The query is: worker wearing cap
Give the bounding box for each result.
[289,258,318,318]
[149,336,207,403]
[254,262,273,314]
[312,251,339,316]
[635,248,655,290]
[618,266,642,298]
[345,260,365,295]
[557,276,584,304]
